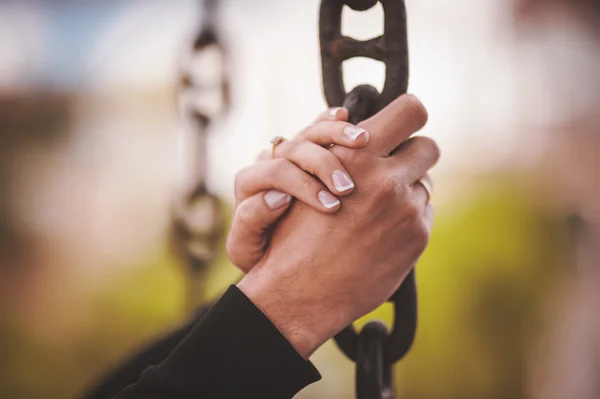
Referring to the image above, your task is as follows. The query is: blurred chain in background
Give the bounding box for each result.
[172,0,231,311]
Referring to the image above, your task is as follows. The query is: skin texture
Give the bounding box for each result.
[227,107,370,272]
[233,94,439,359]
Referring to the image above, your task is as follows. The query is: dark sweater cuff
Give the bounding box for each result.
[155,285,321,398]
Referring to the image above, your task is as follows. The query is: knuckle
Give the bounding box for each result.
[300,121,327,140]
[226,230,248,268]
[403,136,440,168]
[331,145,364,166]
[412,218,430,252]
[226,236,253,272]
[403,201,429,250]
[225,234,239,263]
[234,201,256,226]
[300,174,316,191]
[306,121,338,143]
[312,120,330,130]
[372,169,410,203]
[416,136,441,164]
[329,145,344,159]
[272,157,289,168]
[322,120,342,137]
[421,173,433,190]
[234,167,250,197]
[412,235,429,256]
[406,200,421,220]
[316,148,340,172]
[277,139,296,158]
[403,94,429,130]
[380,174,399,195]
[378,174,407,200]
[272,158,292,178]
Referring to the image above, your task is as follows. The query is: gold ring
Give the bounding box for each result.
[270,136,286,158]
[417,178,432,204]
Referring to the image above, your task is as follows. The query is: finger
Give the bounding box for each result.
[227,191,292,272]
[274,138,356,195]
[423,204,434,232]
[411,175,432,207]
[256,119,369,163]
[257,149,271,162]
[313,107,350,124]
[389,136,440,183]
[358,94,428,157]
[410,179,434,231]
[295,121,369,147]
[414,174,433,201]
[235,159,341,212]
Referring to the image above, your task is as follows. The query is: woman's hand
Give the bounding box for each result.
[227,107,370,272]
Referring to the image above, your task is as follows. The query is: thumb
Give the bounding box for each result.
[358,94,429,157]
[226,191,292,272]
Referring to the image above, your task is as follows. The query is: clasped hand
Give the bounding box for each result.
[227,95,439,358]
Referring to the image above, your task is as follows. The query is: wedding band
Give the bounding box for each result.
[417,178,432,204]
[270,136,286,159]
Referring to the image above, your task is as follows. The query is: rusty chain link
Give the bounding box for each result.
[319,0,416,397]
[173,0,230,303]
[320,0,409,123]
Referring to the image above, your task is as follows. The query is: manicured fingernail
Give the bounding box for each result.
[344,125,367,140]
[318,191,340,209]
[264,190,292,210]
[329,107,342,118]
[332,170,354,192]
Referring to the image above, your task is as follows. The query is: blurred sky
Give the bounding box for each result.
[0,0,530,183]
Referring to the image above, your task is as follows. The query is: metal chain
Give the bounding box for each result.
[319,1,416,397]
[173,0,230,297]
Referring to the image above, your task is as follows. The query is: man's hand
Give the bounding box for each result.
[237,94,439,359]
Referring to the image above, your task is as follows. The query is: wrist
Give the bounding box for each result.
[237,268,343,359]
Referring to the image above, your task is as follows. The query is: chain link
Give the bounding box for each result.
[319,1,416,397]
[173,0,230,281]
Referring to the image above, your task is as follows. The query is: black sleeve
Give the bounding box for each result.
[112,285,321,399]
[81,307,210,399]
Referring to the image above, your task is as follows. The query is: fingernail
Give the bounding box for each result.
[264,190,292,210]
[332,170,354,192]
[344,126,367,141]
[329,107,342,118]
[318,191,340,209]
